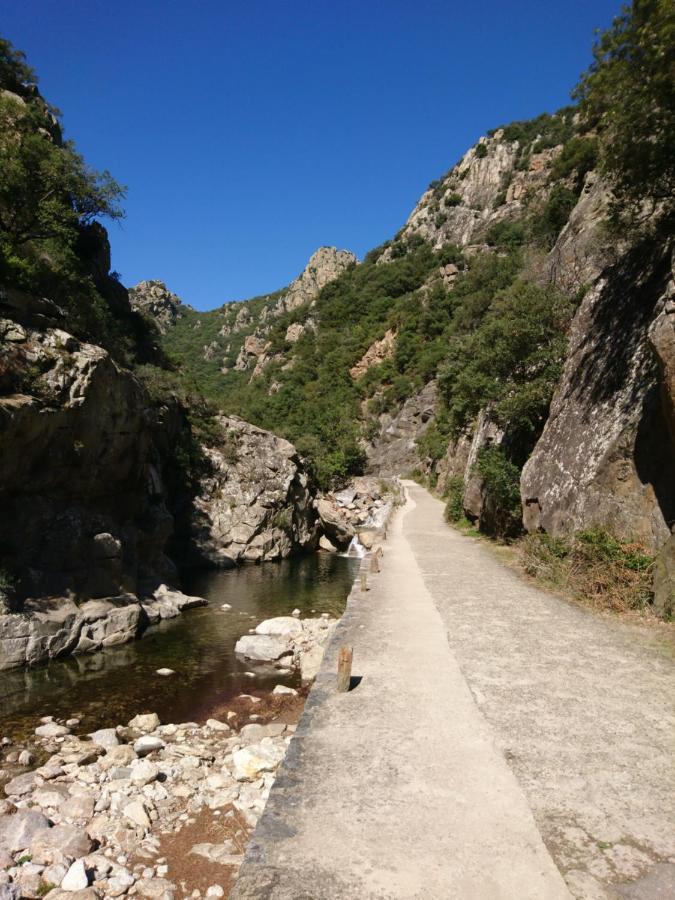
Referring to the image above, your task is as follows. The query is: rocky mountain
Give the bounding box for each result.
[128,280,190,333]
[141,246,356,384]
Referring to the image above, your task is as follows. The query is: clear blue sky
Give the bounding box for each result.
[5,1,619,310]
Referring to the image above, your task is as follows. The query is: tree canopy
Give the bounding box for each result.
[573,0,675,224]
[0,37,125,285]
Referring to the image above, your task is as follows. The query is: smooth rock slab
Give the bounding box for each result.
[88,728,119,749]
[205,718,230,733]
[3,772,37,797]
[272,684,298,695]
[98,744,136,770]
[128,713,160,733]
[61,795,96,821]
[133,736,165,757]
[0,809,50,853]
[232,743,285,781]
[254,617,303,638]
[35,722,70,738]
[61,858,89,891]
[189,842,243,865]
[123,799,151,829]
[30,824,93,865]
[129,759,159,785]
[234,634,292,662]
[134,876,176,898]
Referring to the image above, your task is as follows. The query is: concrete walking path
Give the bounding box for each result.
[403,483,675,900]
[233,483,577,898]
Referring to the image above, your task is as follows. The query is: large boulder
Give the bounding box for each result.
[234,634,293,663]
[189,416,318,565]
[315,498,355,550]
[0,809,50,853]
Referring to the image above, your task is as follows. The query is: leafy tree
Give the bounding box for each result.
[573,0,675,222]
[0,94,124,254]
[0,37,35,92]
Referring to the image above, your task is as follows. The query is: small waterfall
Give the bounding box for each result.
[344,535,366,558]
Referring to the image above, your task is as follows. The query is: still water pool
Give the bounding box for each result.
[0,554,358,738]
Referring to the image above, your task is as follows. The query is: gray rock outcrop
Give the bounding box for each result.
[0,307,179,604]
[277,246,356,314]
[189,416,318,565]
[128,281,189,333]
[389,133,561,253]
[366,382,437,476]
[521,242,675,550]
[0,587,206,672]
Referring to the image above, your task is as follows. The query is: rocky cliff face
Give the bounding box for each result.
[0,276,218,669]
[148,246,356,383]
[0,280,325,669]
[0,285,180,606]
[272,246,357,316]
[521,242,674,551]
[390,132,561,252]
[366,382,437,476]
[188,416,318,566]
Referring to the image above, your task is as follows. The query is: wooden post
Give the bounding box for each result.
[336,646,353,692]
[360,570,369,592]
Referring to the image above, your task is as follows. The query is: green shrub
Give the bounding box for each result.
[272,507,292,531]
[438,280,573,437]
[0,568,14,592]
[573,0,674,223]
[475,143,488,158]
[416,421,450,463]
[497,108,576,149]
[485,220,525,249]
[474,446,522,533]
[529,185,578,248]
[444,192,462,207]
[550,136,599,187]
[444,476,465,523]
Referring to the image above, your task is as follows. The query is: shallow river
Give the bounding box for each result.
[0,554,358,739]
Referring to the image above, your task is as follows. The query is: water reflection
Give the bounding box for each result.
[0,553,357,737]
